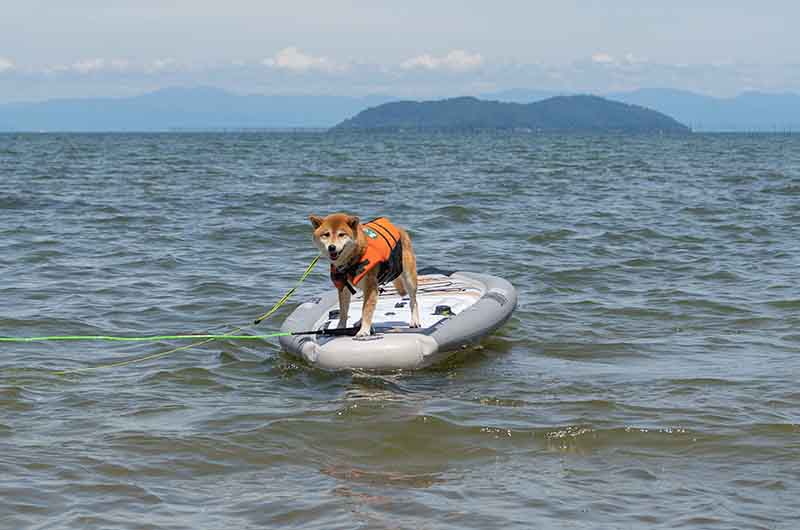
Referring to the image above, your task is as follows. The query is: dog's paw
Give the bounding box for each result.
[355,327,371,337]
[409,320,421,328]
[337,320,348,329]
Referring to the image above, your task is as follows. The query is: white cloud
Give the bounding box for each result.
[591,53,615,64]
[4,53,797,103]
[623,53,647,64]
[401,54,436,70]
[49,58,137,74]
[150,58,177,71]
[401,50,483,72]
[109,59,131,71]
[263,47,343,73]
[590,53,647,66]
[70,58,106,74]
[40,58,171,76]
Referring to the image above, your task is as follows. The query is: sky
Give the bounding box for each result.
[1,1,799,102]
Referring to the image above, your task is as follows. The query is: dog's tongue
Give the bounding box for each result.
[329,250,339,260]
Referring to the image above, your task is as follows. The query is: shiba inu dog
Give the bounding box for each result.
[309,213,420,337]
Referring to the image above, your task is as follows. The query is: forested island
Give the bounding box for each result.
[333,95,691,133]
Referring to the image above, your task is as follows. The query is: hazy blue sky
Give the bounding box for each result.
[1,1,798,101]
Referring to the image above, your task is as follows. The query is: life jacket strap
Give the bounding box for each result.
[331,268,357,294]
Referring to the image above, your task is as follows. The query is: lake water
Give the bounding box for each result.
[1,132,799,529]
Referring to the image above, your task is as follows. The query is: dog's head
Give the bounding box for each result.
[309,213,361,265]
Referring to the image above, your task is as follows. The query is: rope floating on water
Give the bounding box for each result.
[51,338,218,375]
[0,333,290,343]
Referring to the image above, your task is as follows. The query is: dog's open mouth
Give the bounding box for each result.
[329,250,340,260]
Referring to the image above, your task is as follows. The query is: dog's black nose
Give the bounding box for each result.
[328,245,336,252]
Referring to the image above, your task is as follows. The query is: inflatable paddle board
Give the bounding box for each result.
[279,268,517,370]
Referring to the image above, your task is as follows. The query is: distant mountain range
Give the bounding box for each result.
[0,87,395,132]
[610,89,800,132]
[0,86,798,132]
[334,96,690,133]
[483,88,800,131]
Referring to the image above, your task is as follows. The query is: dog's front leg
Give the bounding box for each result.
[337,287,351,328]
[356,278,378,337]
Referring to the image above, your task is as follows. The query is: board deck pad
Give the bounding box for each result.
[312,274,484,333]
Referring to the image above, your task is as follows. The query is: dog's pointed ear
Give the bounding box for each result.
[347,216,360,230]
[309,215,324,229]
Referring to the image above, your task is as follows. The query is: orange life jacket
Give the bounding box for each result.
[331,217,404,293]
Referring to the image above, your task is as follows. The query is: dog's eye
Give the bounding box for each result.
[337,233,347,238]
[321,232,330,238]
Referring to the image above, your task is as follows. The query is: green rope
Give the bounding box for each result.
[0,255,321,374]
[0,333,290,343]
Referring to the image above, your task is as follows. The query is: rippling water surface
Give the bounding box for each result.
[1,132,799,529]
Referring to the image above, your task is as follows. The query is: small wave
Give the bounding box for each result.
[143,367,234,390]
[300,171,330,178]
[119,403,190,418]
[274,221,313,237]
[70,482,162,504]
[0,386,35,412]
[766,299,800,311]
[348,372,415,395]
[602,306,678,319]
[620,257,667,268]
[743,422,800,435]
[329,174,389,185]
[674,298,751,315]
[762,183,800,195]
[594,227,678,244]
[430,205,484,223]
[217,204,255,216]
[473,396,531,408]
[720,173,759,184]
[781,333,800,344]
[548,264,619,283]
[731,316,778,329]
[714,223,751,234]
[321,465,445,488]
[190,281,239,296]
[481,164,520,175]
[538,341,649,360]
[21,248,66,263]
[731,478,787,491]
[615,467,659,481]
[448,423,705,453]
[681,206,727,217]
[698,270,742,281]
[0,193,34,210]
[666,377,738,386]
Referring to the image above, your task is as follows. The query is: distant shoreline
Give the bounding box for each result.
[2,86,800,133]
[168,127,329,133]
[3,130,799,136]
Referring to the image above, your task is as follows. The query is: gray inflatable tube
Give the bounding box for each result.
[279,269,517,371]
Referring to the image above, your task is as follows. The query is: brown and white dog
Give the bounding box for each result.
[309,213,420,337]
